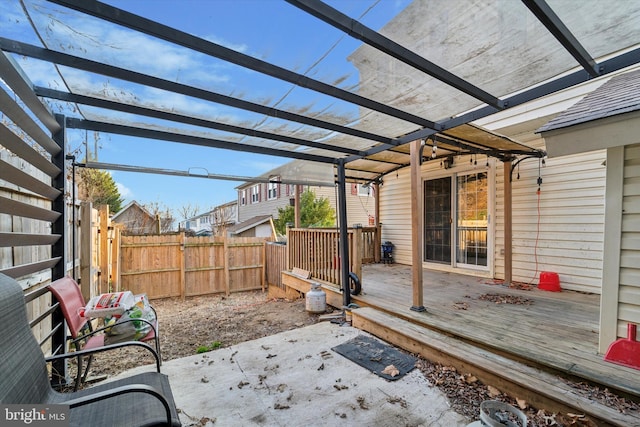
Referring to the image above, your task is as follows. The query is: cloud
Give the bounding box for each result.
[27,3,234,88]
[116,181,133,200]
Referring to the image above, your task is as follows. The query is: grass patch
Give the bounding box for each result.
[196,341,222,353]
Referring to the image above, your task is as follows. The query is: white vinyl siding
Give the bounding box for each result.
[495,138,606,293]
[378,167,413,265]
[618,143,640,338]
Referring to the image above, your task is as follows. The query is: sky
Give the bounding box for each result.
[0,0,411,219]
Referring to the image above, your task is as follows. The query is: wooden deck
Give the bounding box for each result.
[354,264,639,397]
[279,263,640,424]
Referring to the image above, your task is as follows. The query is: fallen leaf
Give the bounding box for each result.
[516,397,527,409]
[463,374,478,384]
[487,385,501,397]
[566,413,586,419]
[382,364,400,377]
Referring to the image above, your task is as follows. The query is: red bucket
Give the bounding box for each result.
[538,271,560,292]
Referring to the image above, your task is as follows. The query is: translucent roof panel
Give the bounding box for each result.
[1,0,639,184]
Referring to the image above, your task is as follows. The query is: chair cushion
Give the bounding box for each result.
[48,277,89,338]
[54,372,181,427]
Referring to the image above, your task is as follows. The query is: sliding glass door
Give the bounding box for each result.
[456,172,488,267]
[424,177,452,264]
[424,171,489,269]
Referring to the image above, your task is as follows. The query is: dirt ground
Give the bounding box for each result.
[75,291,638,427]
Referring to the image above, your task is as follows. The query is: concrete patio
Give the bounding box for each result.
[114,321,469,426]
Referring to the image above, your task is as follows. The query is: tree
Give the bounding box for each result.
[78,168,124,213]
[144,201,175,233]
[274,190,335,235]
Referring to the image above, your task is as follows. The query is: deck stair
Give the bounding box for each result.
[352,306,640,427]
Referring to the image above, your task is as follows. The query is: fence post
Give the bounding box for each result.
[224,236,231,296]
[179,232,186,300]
[352,227,363,281]
[97,205,110,294]
[80,202,94,301]
[262,241,266,292]
[375,223,382,263]
[111,224,122,292]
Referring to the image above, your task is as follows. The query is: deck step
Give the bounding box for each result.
[352,306,640,427]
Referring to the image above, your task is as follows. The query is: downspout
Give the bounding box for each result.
[65,154,77,281]
[337,160,350,307]
[504,156,513,286]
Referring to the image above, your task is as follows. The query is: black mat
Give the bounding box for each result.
[331,335,416,381]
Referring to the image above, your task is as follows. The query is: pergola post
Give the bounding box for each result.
[337,160,351,307]
[294,184,301,228]
[504,157,513,286]
[410,139,425,312]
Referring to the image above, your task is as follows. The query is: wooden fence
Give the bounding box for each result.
[265,241,288,289]
[119,233,266,299]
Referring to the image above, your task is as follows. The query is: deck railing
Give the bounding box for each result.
[287,226,379,288]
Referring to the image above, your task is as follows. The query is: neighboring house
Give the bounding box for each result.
[226,215,276,239]
[236,160,375,228]
[112,201,161,235]
[181,201,238,236]
[538,69,640,352]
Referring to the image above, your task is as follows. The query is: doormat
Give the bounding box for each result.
[331,334,416,381]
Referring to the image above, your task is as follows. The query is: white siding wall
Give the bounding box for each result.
[618,143,640,337]
[494,137,606,293]
[378,135,607,294]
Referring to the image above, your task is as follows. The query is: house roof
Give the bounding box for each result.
[227,215,273,235]
[111,200,153,221]
[186,201,236,221]
[2,0,639,186]
[538,69,640,133]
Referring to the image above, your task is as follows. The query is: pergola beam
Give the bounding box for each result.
[66,118,339,164]
[522,0,599,78]
[0,38,396,147]
[80,161,336,187]
[396,46,640,144]
[47,0,439,130]
[35,87,365,157]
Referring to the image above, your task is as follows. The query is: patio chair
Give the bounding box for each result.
[48,277,162,390]
[0,273,181,426]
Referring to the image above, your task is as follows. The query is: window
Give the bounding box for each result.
[251,185,260,203]
[240,189,246,206]
[357,184,373,197]
[268,178,279,200]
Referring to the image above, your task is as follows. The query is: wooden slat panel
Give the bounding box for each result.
[1,85,55,153]
[0,257,61,279]
[0,52,61,137]
[0,158,60,200]
[0,232,60,247]
[0,196,60,222]
[0,123,60,176]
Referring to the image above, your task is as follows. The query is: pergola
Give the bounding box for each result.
[2,0,640,309]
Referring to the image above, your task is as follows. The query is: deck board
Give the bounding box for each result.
[352,264,640,398]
